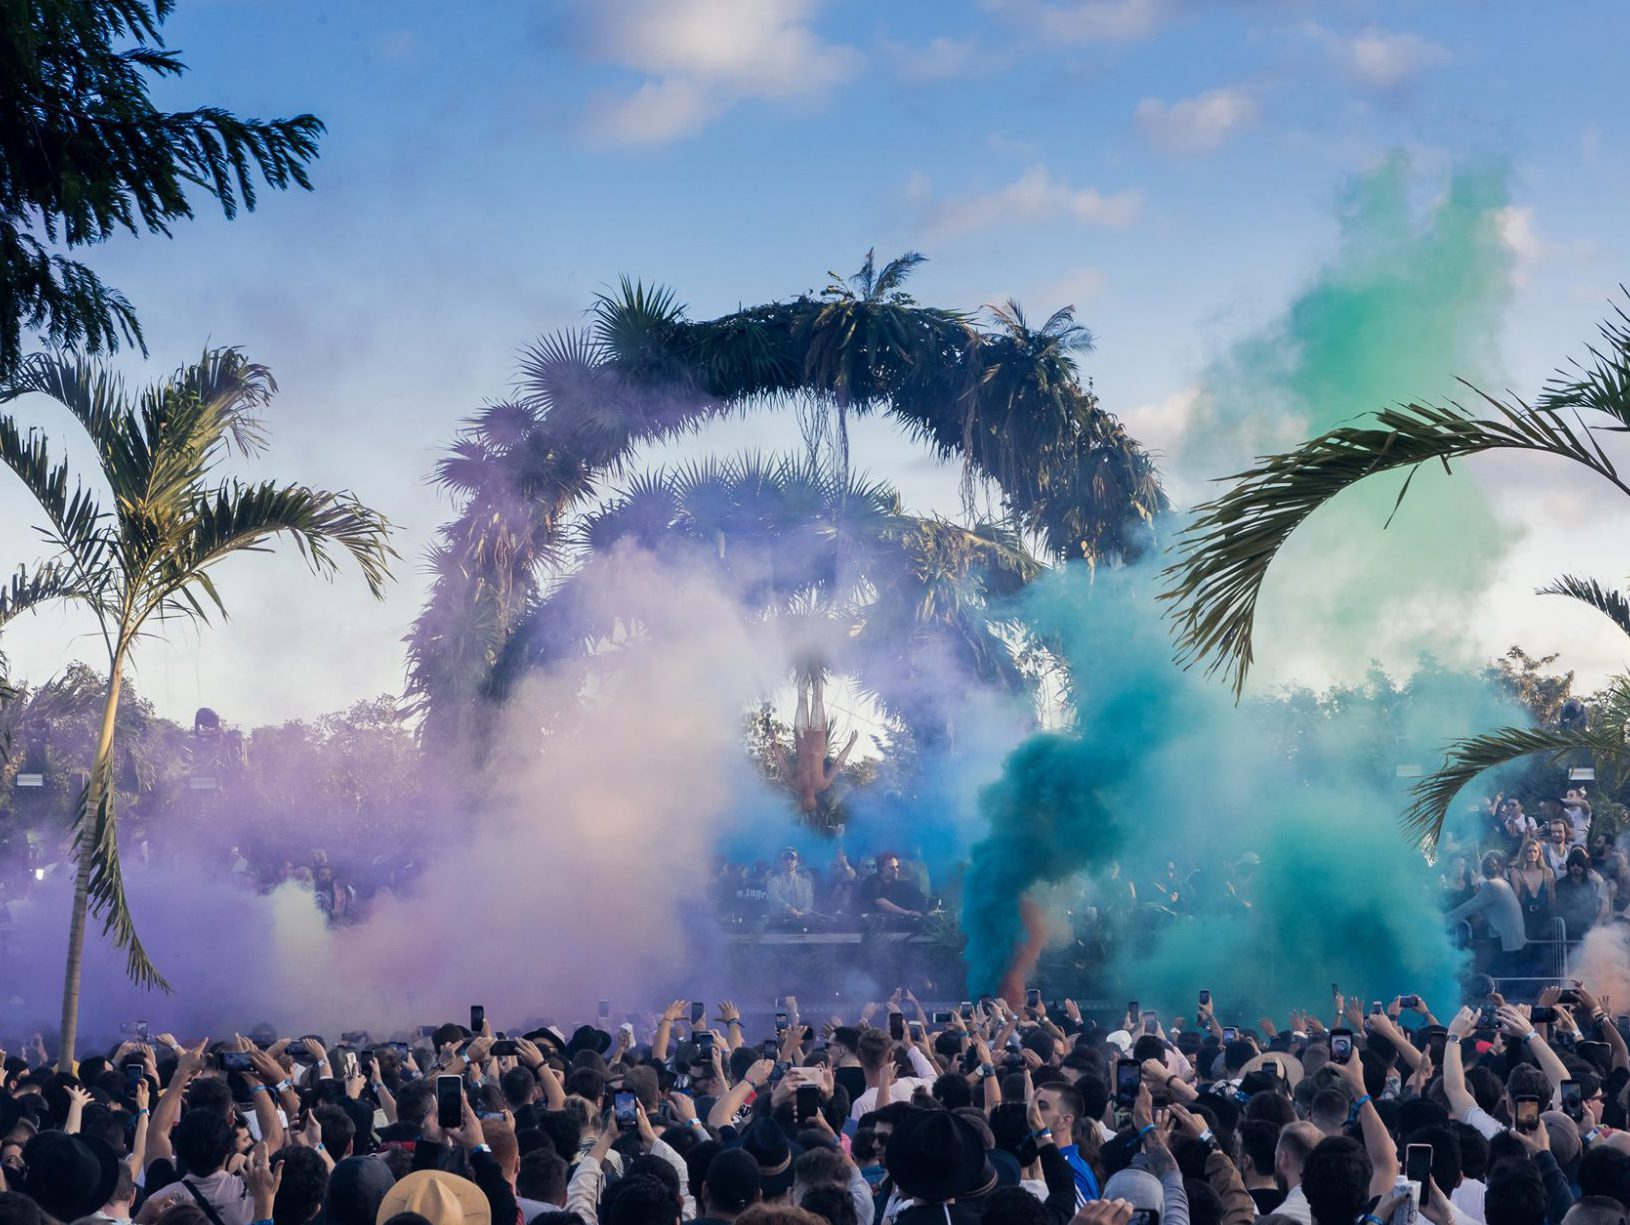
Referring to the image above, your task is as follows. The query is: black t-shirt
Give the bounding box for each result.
[1250,1187,1286,1215]
[860,875,927,914]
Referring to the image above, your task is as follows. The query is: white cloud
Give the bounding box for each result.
[1309,24,1448,91]
[579,0,861,145]
[887,36,985,82]
[982,0,1173,43]
[1134,86,1258,154]
[1121,387,1198,464]
[1034,266,1106,309]
[917,165,1142,239]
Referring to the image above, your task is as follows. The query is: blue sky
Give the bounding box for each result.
[4,0,1628,726]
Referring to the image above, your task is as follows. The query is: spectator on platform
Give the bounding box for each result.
[857,853,928,923]
[768,850,816,926]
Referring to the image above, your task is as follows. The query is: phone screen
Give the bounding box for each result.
[775,1011,789,1032]
[690,1001,705,1025]
[960,1001,973,1019]
[1561,1080,1582,1120]
[1223,1027,1237,1042]
[614,1090,638,1130]
[1142,1011,1158,1035]
[1330,1029,1353,1063]
[220,1050,253,1073]
[1025,988,1041,1008]
[1197,990,1210,1007]
[1116,1061,1141,1106]
[1515,1097,1540,1132]
[1406,1144,1433,1187]
[1128,1000,1139,1021]
[1371,1001,1384,1016]
[436,1075,463,1129]
[889,1013,905,1041]
[125,1063,145,1093]
[796,1084,820,1123]
[1264,1060,1281,1081]
[470,1004,485,1034]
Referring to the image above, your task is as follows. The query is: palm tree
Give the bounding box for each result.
[1162,300,1630,844]
[482,455,1042,757]
[407,252,1165,747]
[0,348,394,1062]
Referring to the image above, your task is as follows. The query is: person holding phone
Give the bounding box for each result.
[846,1026,935,1122]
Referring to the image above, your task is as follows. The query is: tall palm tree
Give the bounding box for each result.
[0,348,394,1061]
[407,252,1165,747]
[1162,300,1630,844]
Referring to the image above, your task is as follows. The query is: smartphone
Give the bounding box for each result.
[1400,995,1421,1010]
[219,1050,254,1073]
[286,1040,310,1060]
[1142,1010,1158,1035]
[1223,1026,1238,1042]
[889,1013,905,1041]
[932,1010,952,1024]
[1116,1060,1141,1106]
[1198,990,1211,1007]
[492,1039,518,1057]
[775,1011,789,1033]
[1561,1080,1583,1121]
[359,1052,376,1077]
[960,1001,974,1020]
[1515,1096,1540,1132]
[125,1063,145,1093]
[1264,1059,1281,1082]
[796,1083,820,1124]
[470,1004,485,1034]
[690,1001,705,1025]
[761,1038,779,1060]
[909,1020,924,1040]
[436,1075,463,1129]
[1128,1000,1139,1022]
[613,1089,638,1130]
[1371,1001,1384,1016]
[1026,988,1041,1008]
[1405,1143,1434,1187]
[597,999,610,1020]
[1329,1028,1353,1064]
[1424,1030,1447,1067]
[697,1030,715,1052]
[1557,989,1581,1006]
[341,1051,358,1079]
[135,1020,149,1042]
[1476,1005,1498,1031]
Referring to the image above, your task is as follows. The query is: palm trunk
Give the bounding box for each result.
[58,657,124,1068]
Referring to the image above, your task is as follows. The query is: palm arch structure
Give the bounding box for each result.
[1163,299,1630,845]
[407,252,1167,754]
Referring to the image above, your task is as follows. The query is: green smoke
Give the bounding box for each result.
[1183,154,1518,684]
[962,565,1521,1013]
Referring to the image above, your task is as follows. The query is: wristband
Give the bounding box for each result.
[1030,1127,1053,1140]
[470,1143,492,1154]
[1361,1215,1385,1225]
[275,1079,294,1094]
[138,1109,149,1116]
[1165,1075,1180,1089]
[314,1142,325,1152]
[1138,1124,1157,1140]
[1521,1031,1537,1044]
[249,1083,269,1094]
[1353,1094,1372,1110]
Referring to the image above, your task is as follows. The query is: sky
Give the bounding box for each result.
[3,0,1629,729]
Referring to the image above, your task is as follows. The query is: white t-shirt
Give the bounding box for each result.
[1277,1186,1312,1225]
[848,1046,938,1121]
[1452,1178,1487,1223]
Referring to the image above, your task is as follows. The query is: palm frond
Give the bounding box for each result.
[1539,293,1630,428]
[1404,722,1629,847]
[73,757,168,989]
[162,481,395,618]
[1537,574,1630,640]
[0,562,89,631]
[1163,391,1630,696]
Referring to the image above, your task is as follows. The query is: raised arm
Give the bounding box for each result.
[1442,1009,1478,1119]
[708,1058,771,1131]
[1498,1007,1569,1106]
[1330,1039,1398,1193]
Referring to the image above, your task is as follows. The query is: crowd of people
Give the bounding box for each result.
[1,983,1627,1225]
[1434,791,1630,977]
